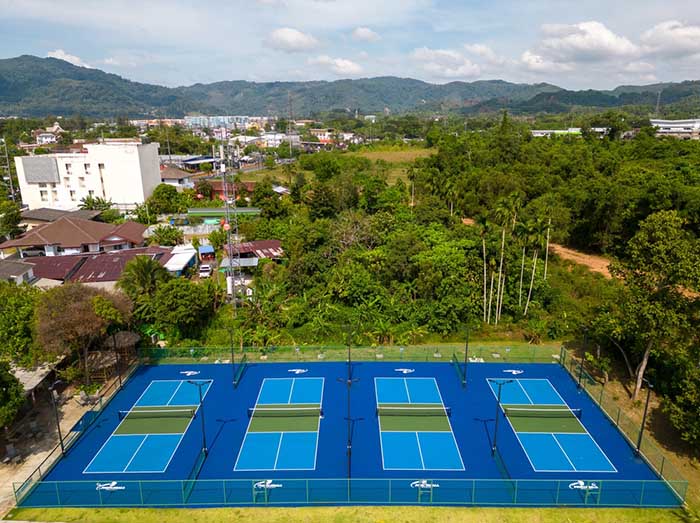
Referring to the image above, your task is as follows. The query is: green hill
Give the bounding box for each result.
[0,55,698,118]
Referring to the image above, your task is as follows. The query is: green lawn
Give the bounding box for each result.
[5,506,695,523]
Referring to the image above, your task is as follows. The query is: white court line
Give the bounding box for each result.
[551,433,577,471]
[414,432,426,469]
[403,378,412,403]
[515,379,535,405]
[165,380,185,406]
[122,434,150,472]
[287,378,296,404]
[430,377,466,471]
[272,432,285,469]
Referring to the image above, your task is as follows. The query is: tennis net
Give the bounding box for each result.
[247,406,323,418]
[118,408,196,421]
[376,406,451,417]
[504,407,581,419]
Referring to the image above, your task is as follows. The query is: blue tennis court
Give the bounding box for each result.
[375,377,464,471]
[234,377,324,471]
[488,378,617,473]
[84,379,211,474]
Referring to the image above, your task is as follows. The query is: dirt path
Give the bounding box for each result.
[549,243,612,279]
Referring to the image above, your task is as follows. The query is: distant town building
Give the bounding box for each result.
[530,127,610,138]
[15,139,161,210]
[184,116,275,131]
[32,122,65,145]
[129,119,186,130]
[650,119,700,140]
[262,132,300,148]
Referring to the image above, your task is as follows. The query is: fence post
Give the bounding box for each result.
[389,479,392,503]
[555,480,561,504]
[615,408,621,427]
[139,481,144,505]
[640,480,646,506]
[55,482,61,506]
[660,457,666,476]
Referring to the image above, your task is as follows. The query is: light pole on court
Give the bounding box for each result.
[491,379,513,456]
[188,380,208,456]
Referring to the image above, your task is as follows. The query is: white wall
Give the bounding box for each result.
[16,141,160,210]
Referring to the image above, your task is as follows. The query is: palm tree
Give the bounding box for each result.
[487,257,497,324]
[475,215,490,322]
[514,221,528,308]
[117,255,170,301]
[492,199,510,326]
[543,217,552,281]
[496,192,523,322]
[523,218,547,316]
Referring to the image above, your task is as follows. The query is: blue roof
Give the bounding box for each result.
[198,245,215,254]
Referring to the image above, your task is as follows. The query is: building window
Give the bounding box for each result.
[39,183,47,188]
[78,177,85,188]
[98,163,105,172]
[84,163,91,174]
[70,190,76,201]
[51,190,58,200]
[88,190,95,196]
[65,163,72,175]
[63,177,70,186]
[40,190,48,202]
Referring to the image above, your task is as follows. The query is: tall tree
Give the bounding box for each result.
[0,362,24,429]
[0,200,23,240]
[609,211,700,400]
[117,256,170,322]
[35,285,131,385]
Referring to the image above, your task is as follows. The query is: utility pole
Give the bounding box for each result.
[0,137,15,201]
[287,91,295,159]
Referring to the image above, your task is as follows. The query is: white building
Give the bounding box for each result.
[261,132,301,148]
[650,119,700,140]
[15,140,161,210]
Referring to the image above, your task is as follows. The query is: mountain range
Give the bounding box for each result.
[0,55,698,118]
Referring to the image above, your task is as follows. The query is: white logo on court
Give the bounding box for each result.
[394,368,415,374]
[180,371,200,377]
[96,481,125,491]
[254,480,283,489]
[288,369,308,374]
[568,480,598,491]
[410,480,439,489]
[503,369,524,375]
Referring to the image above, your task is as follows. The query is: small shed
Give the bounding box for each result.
[198,245,215,261]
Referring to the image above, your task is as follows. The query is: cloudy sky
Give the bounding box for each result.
[1,0,699,89]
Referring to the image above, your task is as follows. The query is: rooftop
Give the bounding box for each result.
[0,217,146,250]
[0,259,35,279]
[21,208,102,223]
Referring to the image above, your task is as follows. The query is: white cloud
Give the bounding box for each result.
[411,47,481,79]
[520,50,572,73]
[623,61,655,73]
[46,49,92,68]
[352,27,380,42]
[464,44,505,65]
[641,20,700,58]
[538,21,639,62]
[266,27,319,52]
[309,55,363,75]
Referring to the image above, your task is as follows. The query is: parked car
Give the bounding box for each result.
[198,264,212,278]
